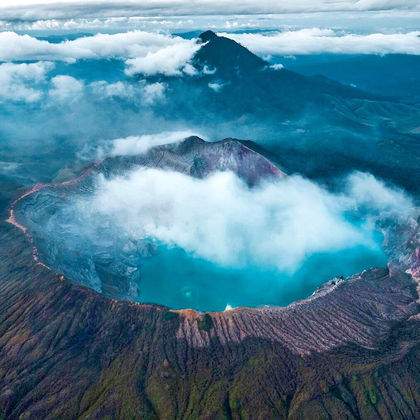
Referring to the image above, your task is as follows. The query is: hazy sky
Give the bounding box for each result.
[0,0,419,33]
[1,0,419,16]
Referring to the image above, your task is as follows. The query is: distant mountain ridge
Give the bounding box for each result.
[193,30,374,103]
[145,30,420,194]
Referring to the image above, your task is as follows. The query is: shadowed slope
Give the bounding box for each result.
[0,219,418,419]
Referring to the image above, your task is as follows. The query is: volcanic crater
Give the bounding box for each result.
[8,137,393,312]
[1,137,419,419]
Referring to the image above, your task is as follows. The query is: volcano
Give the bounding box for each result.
[0,134,419,418]
[0,28,419,420]
[8,137,388,311]
[139,31,420,195]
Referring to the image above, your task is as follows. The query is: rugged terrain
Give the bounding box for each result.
[0,138,419,419]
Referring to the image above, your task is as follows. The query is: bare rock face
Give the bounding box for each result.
[0,138,419,419]
[98,136,285,184]
[177,268,418,354]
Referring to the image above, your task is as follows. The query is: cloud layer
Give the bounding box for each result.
[0,0,419,22]
[49,74,83,100]
[219,28,420,56]
[0,61,54,102]
[1,29,418,80]
[71,167,412,273]
[125,42,201,76]
[0,31,201,76]
[109,130,201,156]
[0,66,171,106]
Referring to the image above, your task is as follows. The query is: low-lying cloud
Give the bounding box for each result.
[109,130,202,157]
[49,74,84,101]
[0,31,202,76]
[71,168,412,273]
[125,42,201,76]
[89,80,135,100]
[208,82,223,92]
[219,28,420,55]
[0,61,54,102]
[90,80,165,103]
[344,172,413,216]
[0,65,169,106]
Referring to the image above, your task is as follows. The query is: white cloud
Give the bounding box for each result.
[90,80,135,99]
[73,79,165,103]
[219,28,420,55]
[345,172,413,216]
[1,11,419,34]
[208,82,223,92]
[49,75,84,100]
[110,130,200,156]
[203,66,217,75]
[0,30,202,77]
[1,28,418,72]
[0,61,54,102]
[124,41,201,76]
[142,82,166,104]
[0,31,201,67]
[352,0,419,11]
[0,1,418,22]
[269,63,284,70]
[78,169,406,273]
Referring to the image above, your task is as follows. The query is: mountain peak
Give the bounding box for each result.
[199,30,217,42]
[194,30,266,75]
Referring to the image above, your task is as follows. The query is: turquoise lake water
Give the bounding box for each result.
[137,240,387,311]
